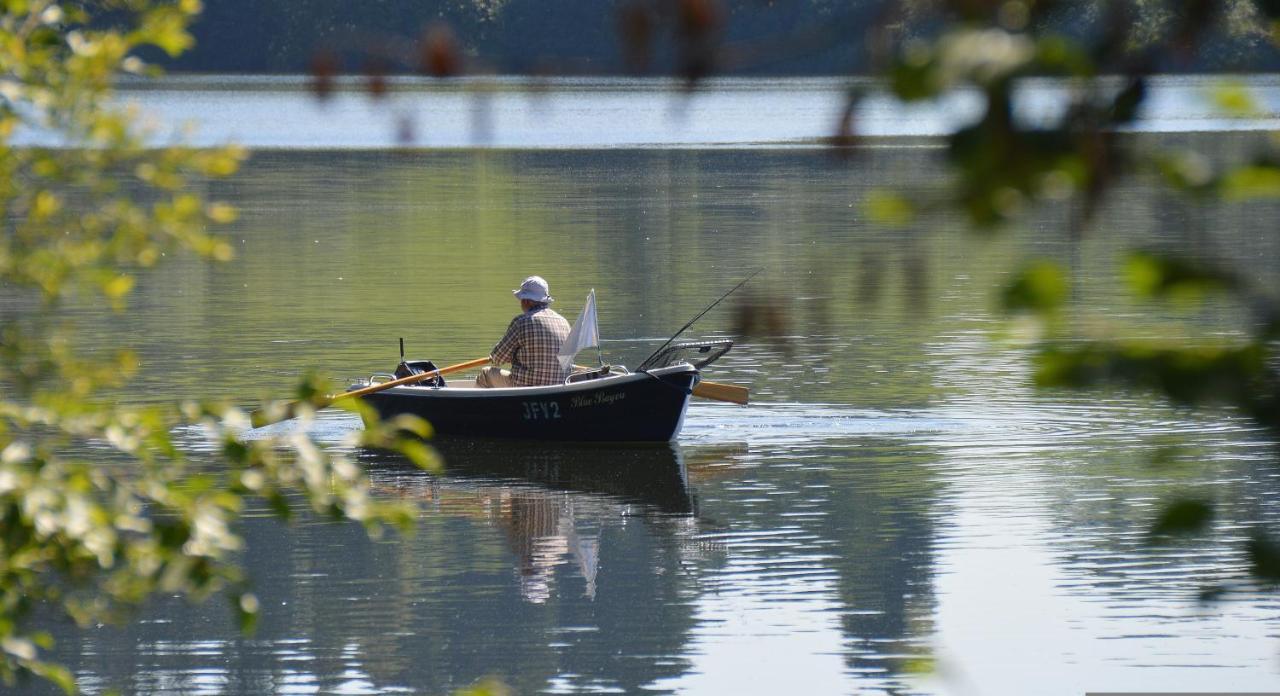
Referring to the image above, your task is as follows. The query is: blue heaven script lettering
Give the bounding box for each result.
[569,392,626,408]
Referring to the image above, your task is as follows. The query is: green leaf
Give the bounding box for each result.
[901,654,936,675]
[31,631,54,650]
[1001,261,1067,314]
[26,660,76,695]
[101,273,135,309]
[1210,82,1258,117]
[1220,164,1280,201]
[1155,151,1214,192]
[230,591,259,635]
[863,190,914,226]
[294,373,332,403]
[1124,251,1238,300]
[206,202,237,224]
[221,439,250,465]
[888,57,939,101]
[333,397,377,423]
[389,414,432,439]
[1034,35,1094,76]
[267,492,293,521]
[135,9,195,57]
[397,440,441,472]
[1150,498,1214,537]
[1032,341,1268,412]
[454,677,513,696]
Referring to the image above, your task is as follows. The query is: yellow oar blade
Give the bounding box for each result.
[693,380,748,405]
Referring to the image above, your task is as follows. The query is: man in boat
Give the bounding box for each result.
[478,275,573,388]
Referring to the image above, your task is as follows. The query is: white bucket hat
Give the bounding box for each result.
[513,275,554,303]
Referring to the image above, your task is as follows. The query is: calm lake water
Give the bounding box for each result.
[30,77,1280,695]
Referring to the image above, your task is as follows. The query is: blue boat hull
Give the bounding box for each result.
[358,365,699,442]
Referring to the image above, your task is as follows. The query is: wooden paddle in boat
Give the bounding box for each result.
[251,356,491,427]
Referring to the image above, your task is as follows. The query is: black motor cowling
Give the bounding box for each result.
[394,359,446,387]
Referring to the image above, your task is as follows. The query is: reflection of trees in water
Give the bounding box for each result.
[811,445,939,683]
[42,515,392,695]
[372,440,710,608]
[48,438,944,694]
[38,444,712,694]
[1034,434,1280,601]
[684,439,940,689]
[341,443,705,693]
[436,442,711,693]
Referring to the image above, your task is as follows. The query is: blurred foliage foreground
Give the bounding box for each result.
[3,0,1280,693]
[0,2,438,692]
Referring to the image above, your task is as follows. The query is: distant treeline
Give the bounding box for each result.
[168,0,1280,75]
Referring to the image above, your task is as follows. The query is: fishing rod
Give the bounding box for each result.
[637,268,763,371]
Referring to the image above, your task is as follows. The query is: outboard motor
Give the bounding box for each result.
[394,339,445,387]
[394,359,446,387]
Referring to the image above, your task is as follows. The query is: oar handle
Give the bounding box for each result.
[251,356,490,427]
[333,356,490,403]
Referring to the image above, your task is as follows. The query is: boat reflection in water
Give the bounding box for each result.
[356,441,727,604]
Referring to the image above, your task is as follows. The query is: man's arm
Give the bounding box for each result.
[490,316,523,365]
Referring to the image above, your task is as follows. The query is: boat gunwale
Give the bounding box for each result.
[365,363,699,400]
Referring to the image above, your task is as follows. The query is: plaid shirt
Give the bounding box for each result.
[490,305,572,386]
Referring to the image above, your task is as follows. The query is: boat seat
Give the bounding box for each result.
[566,365,613,383]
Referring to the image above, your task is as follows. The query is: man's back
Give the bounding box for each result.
[491,306,572,386]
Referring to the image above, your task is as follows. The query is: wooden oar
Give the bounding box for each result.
[251,356,490,427]
[693,380,748,405]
